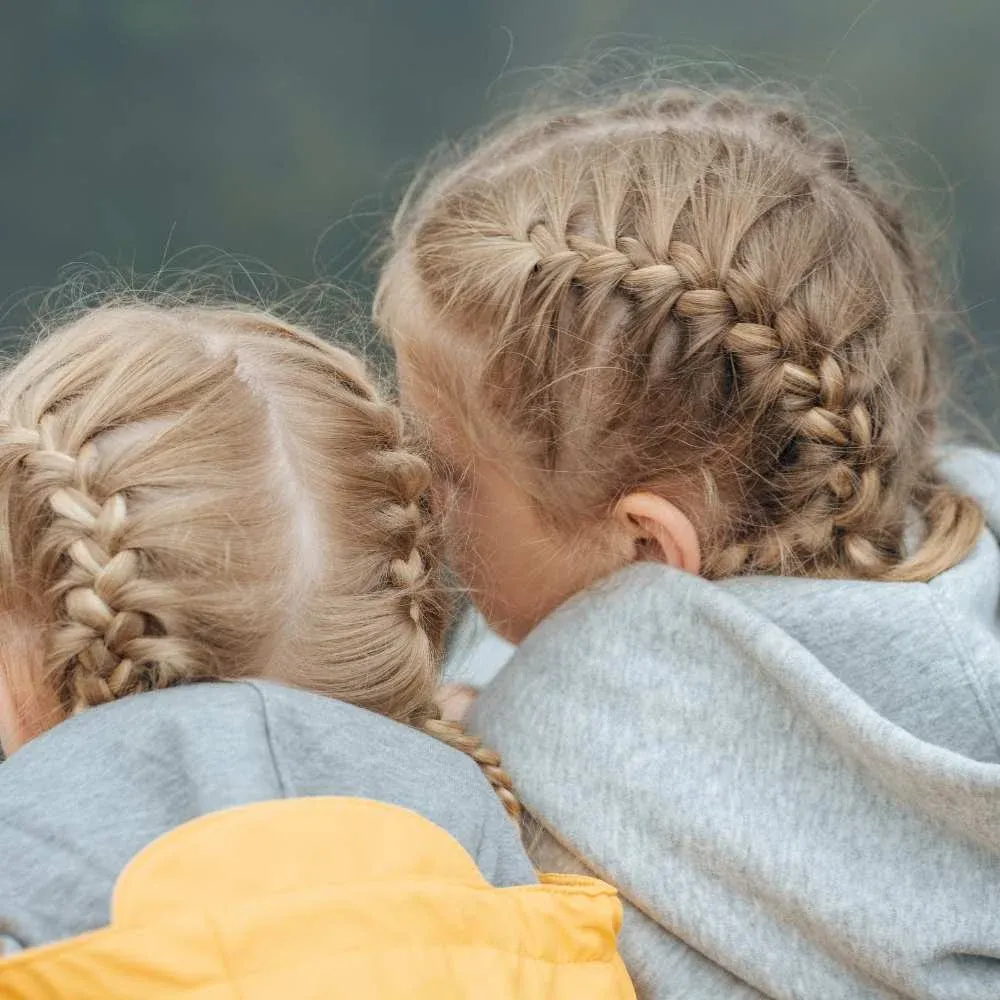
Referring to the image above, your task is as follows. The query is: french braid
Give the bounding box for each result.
[382,89,981,582]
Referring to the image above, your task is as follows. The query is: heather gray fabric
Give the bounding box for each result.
[471,447,1000,1000]
[0,678,536,950]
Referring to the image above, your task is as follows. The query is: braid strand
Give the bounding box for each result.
[423,717,522,821]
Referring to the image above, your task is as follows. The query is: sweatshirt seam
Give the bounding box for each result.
[919,588,1000,757]
[241,681,291,798]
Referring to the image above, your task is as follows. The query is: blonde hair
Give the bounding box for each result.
[0,302,517,816]
[377,88,982,582]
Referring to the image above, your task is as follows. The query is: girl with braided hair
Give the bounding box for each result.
[0,301,635,998]
[376,88,1000,999]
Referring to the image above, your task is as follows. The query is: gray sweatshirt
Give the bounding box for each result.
[0,678,536,950]
[471,447,1000,1000]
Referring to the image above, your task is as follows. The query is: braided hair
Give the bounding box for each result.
[379,89,981,582]
[0,302,518,818]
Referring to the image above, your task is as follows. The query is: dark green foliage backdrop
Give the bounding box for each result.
[2,1,997,430]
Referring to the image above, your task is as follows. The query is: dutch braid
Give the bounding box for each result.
[371,403,521,819]
[522,228,918,575]
[384,87,981,583]
[0,378,207,716]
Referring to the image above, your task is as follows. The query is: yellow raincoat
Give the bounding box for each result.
[0,797,635,998]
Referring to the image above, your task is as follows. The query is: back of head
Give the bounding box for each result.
[379,88,981,582]
[0,302,448,733]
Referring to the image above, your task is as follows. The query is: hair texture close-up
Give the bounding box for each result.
[378,87,982,583]
[0,302,517,815]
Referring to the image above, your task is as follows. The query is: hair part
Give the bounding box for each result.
[378,88,981,583]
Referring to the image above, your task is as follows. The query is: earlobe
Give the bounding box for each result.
[615,492,701,575]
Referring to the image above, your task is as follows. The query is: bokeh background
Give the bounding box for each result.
[2,1,998,432]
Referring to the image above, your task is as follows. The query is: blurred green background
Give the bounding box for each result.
[1,1,997,431]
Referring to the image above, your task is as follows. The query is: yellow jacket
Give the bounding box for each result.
[0,797,635,998]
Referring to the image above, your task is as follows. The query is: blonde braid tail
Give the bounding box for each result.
[423,716,522,821]
[887,484,984,583]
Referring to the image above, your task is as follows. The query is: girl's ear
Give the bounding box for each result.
[614,492,701,575]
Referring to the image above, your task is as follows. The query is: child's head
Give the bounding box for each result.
[0,301,515,812]
[377,88,983,642]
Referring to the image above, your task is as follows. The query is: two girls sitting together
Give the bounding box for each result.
[1,88,998,1000]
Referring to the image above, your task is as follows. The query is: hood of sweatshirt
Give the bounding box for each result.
[472,447,1000,1000]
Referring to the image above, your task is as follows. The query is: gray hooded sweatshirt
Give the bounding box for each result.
[471,447,1000,1000]
[0,678,536,951]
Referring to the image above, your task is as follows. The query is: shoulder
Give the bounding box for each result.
[239,681,536,885]
[241,679,492,788]
[0,682,265,792]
